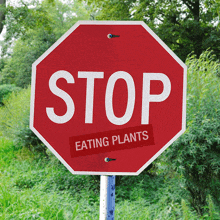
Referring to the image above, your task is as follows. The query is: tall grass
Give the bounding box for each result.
[1,137,219,219]
[0,86,44,152]
[0,87,30,140]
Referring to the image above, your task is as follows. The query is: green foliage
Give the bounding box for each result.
[1,138,219,219]
[0,0,6,34]
[0,30,57,87]
[0,87,45,153]
[5,2,53,41]
[0,84,20,106]
[182,199,190,220]
[85,0,220,61]
[0,138,17,169]
[0,0,89,87]
[165,50,220,215]
[207,195,215,219]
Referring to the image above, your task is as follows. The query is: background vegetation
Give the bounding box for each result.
[0,0,220,219]
[84,0,220,61]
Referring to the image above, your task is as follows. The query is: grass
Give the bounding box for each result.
[1,138,219,219]
[0,139,99,219]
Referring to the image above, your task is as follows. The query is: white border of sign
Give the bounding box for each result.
[30,21,187,176]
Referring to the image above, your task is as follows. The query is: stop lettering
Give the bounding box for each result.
[46,70,171,125]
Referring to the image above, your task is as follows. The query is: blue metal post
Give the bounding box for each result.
[100,175,116,219]
[107,175,115,219]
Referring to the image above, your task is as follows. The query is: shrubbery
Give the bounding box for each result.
[0,86,45,153]
[165,51,220,215]
[0,84,21,106]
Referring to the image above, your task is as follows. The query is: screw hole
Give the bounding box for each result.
[105,157,116,162]
[107,34,120,38]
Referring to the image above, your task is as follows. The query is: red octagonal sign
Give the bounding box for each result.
[30,21,187,175]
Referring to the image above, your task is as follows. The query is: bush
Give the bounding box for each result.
[0,84,21,106]
[0,86,45,153]
[165,51,220,215]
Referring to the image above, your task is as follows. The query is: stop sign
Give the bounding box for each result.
[30,21,187,175]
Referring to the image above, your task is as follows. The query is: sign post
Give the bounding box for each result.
[100,175,115,219]
[30,21,187,219]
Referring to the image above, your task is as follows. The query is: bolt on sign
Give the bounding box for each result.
[30,21,187,175]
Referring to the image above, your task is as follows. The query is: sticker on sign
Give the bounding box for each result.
[69,125,154,157]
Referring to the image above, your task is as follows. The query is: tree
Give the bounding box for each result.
[0,0,89,87]
[84,0,220,61]
[0,0,6,33]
